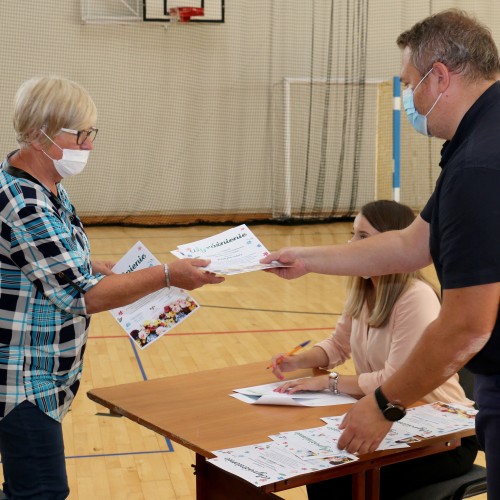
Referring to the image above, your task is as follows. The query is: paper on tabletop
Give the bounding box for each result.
[208,441,358,487]
[208,401,476,486]
[232,378,357,407]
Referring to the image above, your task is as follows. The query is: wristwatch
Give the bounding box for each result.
[328,372,340,394]
[374,386,406,422]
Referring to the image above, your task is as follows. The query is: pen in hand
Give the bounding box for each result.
[267,340,311,369]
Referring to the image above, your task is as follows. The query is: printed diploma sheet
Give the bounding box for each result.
[171,224,287,275]
[208,402,476,486]
[109,241,199,349]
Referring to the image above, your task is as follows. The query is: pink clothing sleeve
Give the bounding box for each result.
[314,280,471,406]
[314,313,353,369]
[355,280,472,406]
[356,280,441,395]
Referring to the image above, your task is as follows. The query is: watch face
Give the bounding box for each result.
[383,405,406,422]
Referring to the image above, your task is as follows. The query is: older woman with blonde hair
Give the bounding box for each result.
[270,200,478,499]
[0,76,223,499]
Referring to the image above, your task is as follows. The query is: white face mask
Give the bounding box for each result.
[40,130,90,178]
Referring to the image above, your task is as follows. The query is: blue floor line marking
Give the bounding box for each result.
[66,449,173,459]
[129,337,148,381]
[128,338,174,452]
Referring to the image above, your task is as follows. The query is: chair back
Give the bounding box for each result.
[458,368,476,407]
[395,367,487,500]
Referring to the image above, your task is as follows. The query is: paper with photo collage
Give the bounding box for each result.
[208,402,476,486]
[208,441,355,487]
[109,241,199,350]
[320,415,414,449]
[269,423,361,460]
[322,401,476,443]
[400,401,476,437]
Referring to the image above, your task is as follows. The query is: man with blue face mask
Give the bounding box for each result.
[402,67,442,137]
[261,9,500,498]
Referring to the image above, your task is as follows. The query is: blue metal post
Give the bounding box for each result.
[393,76,401,202]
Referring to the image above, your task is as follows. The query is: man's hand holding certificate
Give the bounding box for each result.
[171,224,288,275]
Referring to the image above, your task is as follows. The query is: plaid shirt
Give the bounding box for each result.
[0,152,103,422]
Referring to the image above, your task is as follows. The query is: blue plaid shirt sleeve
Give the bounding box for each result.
[10,203,100,315]
[0,166,104,422]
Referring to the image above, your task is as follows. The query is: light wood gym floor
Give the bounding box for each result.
[0,223,486,499]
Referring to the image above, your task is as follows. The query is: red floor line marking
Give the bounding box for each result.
[90,326,334,340]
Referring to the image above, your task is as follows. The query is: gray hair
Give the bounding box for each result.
[397,9,500,82]
[13,75,97,147]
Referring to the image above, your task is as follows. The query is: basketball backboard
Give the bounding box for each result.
[143,0,224,22]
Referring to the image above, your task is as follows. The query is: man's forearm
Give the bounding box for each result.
[380,284,498,406]
[380,323,475,407]
[302,228,428,277]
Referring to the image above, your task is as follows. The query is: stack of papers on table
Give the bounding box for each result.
[231,379,357,407]
[209,441,358,487]
[393,400,476,438]
[208,401,476,486]
[171,224,287,275]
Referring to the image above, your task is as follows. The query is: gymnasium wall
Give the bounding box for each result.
[0,1,499,224]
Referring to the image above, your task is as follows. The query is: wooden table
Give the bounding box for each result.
[87,362,473,500]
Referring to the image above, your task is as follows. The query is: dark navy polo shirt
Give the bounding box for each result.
[421,81,500,375]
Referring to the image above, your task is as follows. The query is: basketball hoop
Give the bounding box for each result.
[169,7,204,23]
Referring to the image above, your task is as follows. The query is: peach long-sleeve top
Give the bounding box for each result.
[316,279,472,406]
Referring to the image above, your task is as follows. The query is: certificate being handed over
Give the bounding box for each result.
[171,224,287,275]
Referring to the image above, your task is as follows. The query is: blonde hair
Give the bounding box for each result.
[344,200,439,328]
[13,75,97,147]
[344,272,437,328]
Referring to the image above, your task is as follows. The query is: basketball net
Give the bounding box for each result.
[169,7,204,23]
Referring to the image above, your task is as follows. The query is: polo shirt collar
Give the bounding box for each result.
[440,80,500,168]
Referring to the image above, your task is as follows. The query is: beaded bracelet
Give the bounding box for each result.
[164,263,171,288]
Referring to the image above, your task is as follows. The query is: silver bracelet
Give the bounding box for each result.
[164,263,171,288]
[328,372,340,394]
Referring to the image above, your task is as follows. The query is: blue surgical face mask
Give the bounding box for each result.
[402,68,442,137]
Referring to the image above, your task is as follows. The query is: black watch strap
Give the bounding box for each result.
[374,386,406,422]
[374,386,390,410]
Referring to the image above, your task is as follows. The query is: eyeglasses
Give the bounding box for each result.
[60,127,98,145]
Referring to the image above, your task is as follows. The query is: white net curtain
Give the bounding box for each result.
[1,1,499,225]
